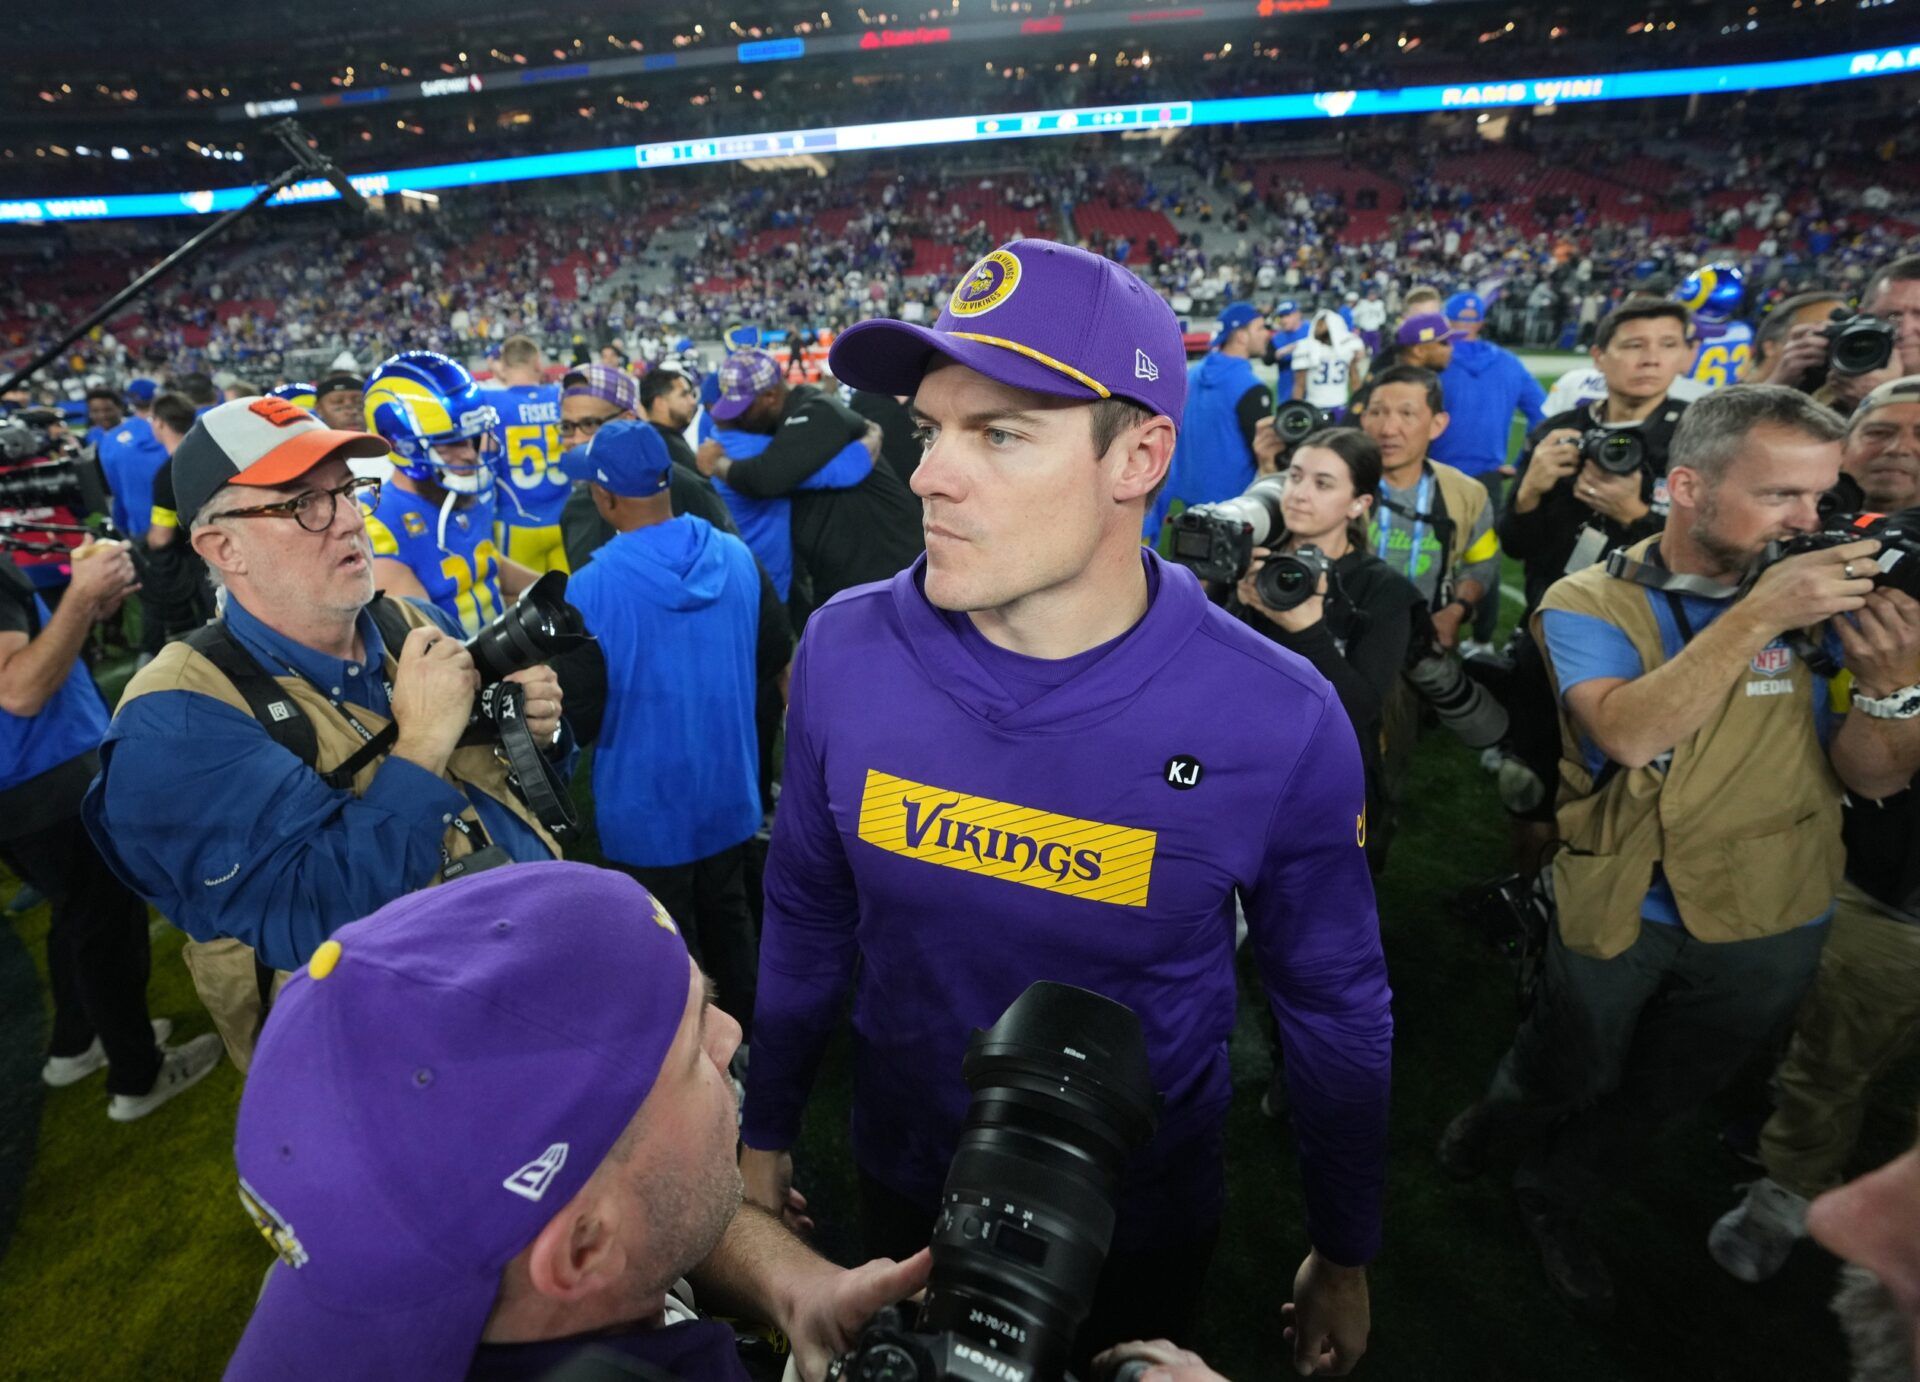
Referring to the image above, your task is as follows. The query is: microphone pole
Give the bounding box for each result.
[0,120,366,398]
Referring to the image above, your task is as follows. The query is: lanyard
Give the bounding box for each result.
[1375,471,1435,571]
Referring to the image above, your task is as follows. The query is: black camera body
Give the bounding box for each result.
[1764,506,1920,602]
[1273,400,1331,449]
[1258,544,1331,612]
[1819,308,1897,380]
[828,983,1160,1382]
[1578,427,1645,477]
[1167,475,1286,585]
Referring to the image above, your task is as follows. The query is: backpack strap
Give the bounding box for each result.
[180,622,323,773]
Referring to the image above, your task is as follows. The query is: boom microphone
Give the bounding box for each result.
[264,118,369,214]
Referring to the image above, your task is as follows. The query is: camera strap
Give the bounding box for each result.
[483,678,580,841]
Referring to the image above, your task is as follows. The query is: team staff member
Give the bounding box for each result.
[85,398,566,1067]
[2,541,225,1120]
[223,864,943,1382]
[1228,428,1420,873]
[1707,376,1920,1285]
[1147,301,1274,538]
[361,351,537,637]
[1266,299,1310,405]
[741,239,1390,1376]
[1499,299,1695,618]
[557,363,738,570]
[486,335,571,574]
[560,422,786,1040]
[1385,314,1455,374]
[696,349,921,616]
[1439,386,1920,1321]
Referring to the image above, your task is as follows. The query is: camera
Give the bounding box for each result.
[828,982,1160,1382]
[1256,544,1331,612]
[1819,308,1897,380]
[1273,400,1330,449]
[1167,475,1286,584]
[1404,640,1510,750]
[1758,505,1920,602]
[1579,427,1645,477]
[465,569,592,685]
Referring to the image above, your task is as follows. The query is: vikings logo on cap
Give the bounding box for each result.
[949,249,1023,318]
[238,1178,309,1269]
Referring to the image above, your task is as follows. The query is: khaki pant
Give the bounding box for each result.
[181,936,289,1075]
[1760,879,1920,1197]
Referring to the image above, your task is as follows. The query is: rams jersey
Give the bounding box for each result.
[485,383,569,530]
[362,483,506,637]
[1685,320,1755,390]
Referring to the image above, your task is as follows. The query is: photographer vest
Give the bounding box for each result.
[118,597,560,1068]
[1532,535,1844,959]
[1374,459,1489,609]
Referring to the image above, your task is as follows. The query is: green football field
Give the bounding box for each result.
[0,358,1913,1379]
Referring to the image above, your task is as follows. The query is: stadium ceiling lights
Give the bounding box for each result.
[3,40,1917,225]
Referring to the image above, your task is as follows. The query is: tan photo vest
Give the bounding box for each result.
[119,598,561,1069]
[1532,536,1844,959]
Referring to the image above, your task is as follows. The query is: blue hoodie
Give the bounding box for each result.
[713,429,873,601]
[743,551,1393,1264]
[1430,337,1547,477]
[566,516,762,867]
[1148,350,1262,537]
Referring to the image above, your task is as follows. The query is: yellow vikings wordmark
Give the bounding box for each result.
[856,769,1157,907]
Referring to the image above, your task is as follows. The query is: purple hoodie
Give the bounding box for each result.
[742,551,1393,1264]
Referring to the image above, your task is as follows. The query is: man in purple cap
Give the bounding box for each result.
[1387,313,1456,375]
[694,348,920,618]
[741,239,1391,1375]
[1145,301,1274,539]
[226,861,935,1381]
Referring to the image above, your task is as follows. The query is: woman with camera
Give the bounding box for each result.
[1229,428,1420,866]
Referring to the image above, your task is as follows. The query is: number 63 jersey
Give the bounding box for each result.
[361,483,506,637]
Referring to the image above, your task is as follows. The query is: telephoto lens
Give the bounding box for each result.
[1167,473,1288,584]
[463,569,593,683]
[1405,646,1510,749]
[917,982,1160,1382]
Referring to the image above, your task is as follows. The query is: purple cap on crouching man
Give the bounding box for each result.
[225,862,693,1381]
[828,239,1188,421]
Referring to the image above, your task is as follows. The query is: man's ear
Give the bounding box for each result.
[1429,410,1451,443]
[1111,415,1177,505]
[522,1189,629,1303]
[1666,465,1703,513]
[189,523,241,580]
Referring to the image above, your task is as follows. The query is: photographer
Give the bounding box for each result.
[85,399,568,1069]
[1499,299,1694,618]
[1438,386,1920,1322]
[1707,375,1920,1285]
[1743,290,1850,393]
[223,863,938,1382]
[2,539,225,1121]
[1811,257,1918,416]
[1229,428,1420,867]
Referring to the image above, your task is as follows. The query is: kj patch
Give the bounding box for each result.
[856,768,1156,906]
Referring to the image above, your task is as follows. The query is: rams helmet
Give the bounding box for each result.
[266,382,318,411]
[362,350,497,494]
[1676,263,1746,328]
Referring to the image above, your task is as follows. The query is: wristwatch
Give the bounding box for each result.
[1851,682,1920,720]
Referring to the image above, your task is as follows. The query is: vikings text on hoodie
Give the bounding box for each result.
[566,515,763,868]
[742,551,1395,1265]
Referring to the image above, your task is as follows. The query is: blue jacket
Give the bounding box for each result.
[83,595,561,971]
[0,588,109,793]
[1430,338,1547,477]
[712,428,872,601]
[1149,351,1262,537]
[97,417,169,538]
[566,516,762,867]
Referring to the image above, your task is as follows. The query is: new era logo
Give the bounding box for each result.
[503,1143,570,1202]
[1134,349,1160,382]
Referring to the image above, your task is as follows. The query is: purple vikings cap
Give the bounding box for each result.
[828,239,1186,420]
[710,349,784,422]
[560,362,641,415]
[226,862,694,1381]
[1394,313,1458,347]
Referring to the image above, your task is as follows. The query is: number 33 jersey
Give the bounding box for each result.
[361,483,506,637]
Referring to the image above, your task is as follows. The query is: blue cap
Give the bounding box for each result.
[1273,299,1299,317]
[126,379,158,403]
[1444,292,1485,323]
[723,323,761,352]
[1213,301,1262,346]
[558,419,672,498]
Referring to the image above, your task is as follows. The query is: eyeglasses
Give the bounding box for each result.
[216,477,382,534]
[558,411,628,438]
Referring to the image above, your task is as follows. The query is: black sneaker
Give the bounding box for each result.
[1436,1100,1494,1181]
[1516,1190,1615,1322]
